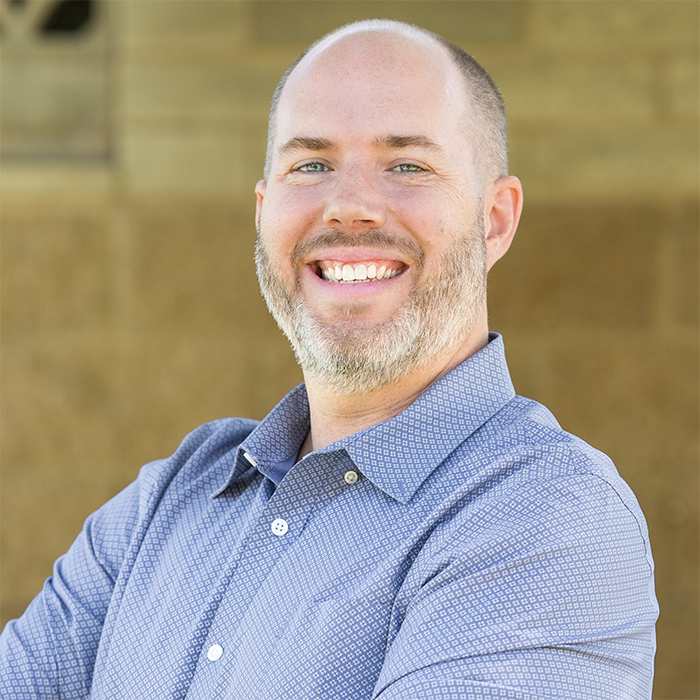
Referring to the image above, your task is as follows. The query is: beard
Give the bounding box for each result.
[255,222,487,396]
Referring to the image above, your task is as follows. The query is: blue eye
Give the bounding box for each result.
[393,163,424,173]
[298,162,328,172]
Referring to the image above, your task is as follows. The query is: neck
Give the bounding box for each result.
[297,311,490,460]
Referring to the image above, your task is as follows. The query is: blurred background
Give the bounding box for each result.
[0,1,697,697]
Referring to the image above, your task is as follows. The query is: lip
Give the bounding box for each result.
[313,259,404,281]
[302,259,410,297]
[301,246,411,267]
[296,243,416,305]
[307,248,409,286]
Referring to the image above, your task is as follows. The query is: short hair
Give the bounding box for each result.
[264,19,508,183]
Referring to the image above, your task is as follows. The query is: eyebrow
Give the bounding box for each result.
[278,134,443,158]
[278,136,335,157]
[374,134,442,151]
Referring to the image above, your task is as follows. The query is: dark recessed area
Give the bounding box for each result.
[41,0,93,34]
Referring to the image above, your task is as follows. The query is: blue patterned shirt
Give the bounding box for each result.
[0,335,658,699]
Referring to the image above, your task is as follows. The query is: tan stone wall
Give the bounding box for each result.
[1,2,697,697]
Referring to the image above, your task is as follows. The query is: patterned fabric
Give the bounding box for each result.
[0,334,658,699]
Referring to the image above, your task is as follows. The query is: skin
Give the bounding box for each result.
[255,30,523,457]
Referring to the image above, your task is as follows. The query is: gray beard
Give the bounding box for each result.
[255,224,487,396]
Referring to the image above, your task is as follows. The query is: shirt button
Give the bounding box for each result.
[271,518,288,536]
[344,470,358,485]
[207,644,223,661]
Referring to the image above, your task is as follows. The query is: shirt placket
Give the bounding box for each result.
[185,451,347,699]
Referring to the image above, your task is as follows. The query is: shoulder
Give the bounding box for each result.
[136,417,259,501]
[84,417,260,577]
[471,394,636,490]
[434,394,653,573]
[385,398,659,698]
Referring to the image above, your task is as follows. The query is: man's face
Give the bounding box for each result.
[255,32,488,395]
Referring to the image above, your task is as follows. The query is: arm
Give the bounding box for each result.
[0,479,141,699]
[0,419,241,698]
[373,473,658,700]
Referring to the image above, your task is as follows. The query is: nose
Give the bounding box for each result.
[322,169,386,230]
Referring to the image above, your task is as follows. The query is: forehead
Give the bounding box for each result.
[274,32,469,148]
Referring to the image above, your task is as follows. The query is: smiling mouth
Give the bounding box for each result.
[314,261,406,283]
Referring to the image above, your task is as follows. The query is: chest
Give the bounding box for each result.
[89,454,436,699]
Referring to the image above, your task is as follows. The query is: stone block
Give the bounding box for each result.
[543,336,697,473]
[115,229,299,453]
[239,121,270,190]
[668,50,700,119]
[534,334,699,700]
[0,162,113,202]
[510,128,700,201]
[656,609,700,698]
[0,322,303,627]
[651,501,700,700]
[488,203,658,332]
[0,211,111,337]
[647,464,699,583]
[529,0,700,50]
[1,52,110,158]
[496,334,552,407]
[0,0,110,159]
[124,61,280,122]
[124,0,252,47]
[491,55,656,125]
[127,200,265,333]
[251,0,521,47]
[109,331,301,462]
[0,338,124,479]
[123,124,264,195]
[673,201,699,328]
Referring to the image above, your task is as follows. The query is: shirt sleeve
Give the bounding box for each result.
[372,471,658,700]
[0,419,248,699]
[0,478,142,700]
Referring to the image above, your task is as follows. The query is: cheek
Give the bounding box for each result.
[260,189,322,246]
[258,202,299,261]
[389,184,473,231]
[257,198,322,287]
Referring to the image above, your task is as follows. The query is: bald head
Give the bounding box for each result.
[264,19,507,184]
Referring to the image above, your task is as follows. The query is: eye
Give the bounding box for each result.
[392,163,426,173]
[295,162,330,173]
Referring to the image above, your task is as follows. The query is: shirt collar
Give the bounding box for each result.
[213,383,310,496]
[216,334,515,503]
[342,333,515,502]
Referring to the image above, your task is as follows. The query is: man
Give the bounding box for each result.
[0,20,657,699]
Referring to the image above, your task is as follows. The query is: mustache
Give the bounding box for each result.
[291,229,424,268]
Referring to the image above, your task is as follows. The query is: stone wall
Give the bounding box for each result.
[1,2,697,697]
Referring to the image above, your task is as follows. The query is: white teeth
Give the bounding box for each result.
[321,263,402,282]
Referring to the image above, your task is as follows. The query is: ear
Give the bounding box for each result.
[255,179,267,228]
[483,176,523,271]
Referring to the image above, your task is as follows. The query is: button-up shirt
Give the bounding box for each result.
[0,335,658,699]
